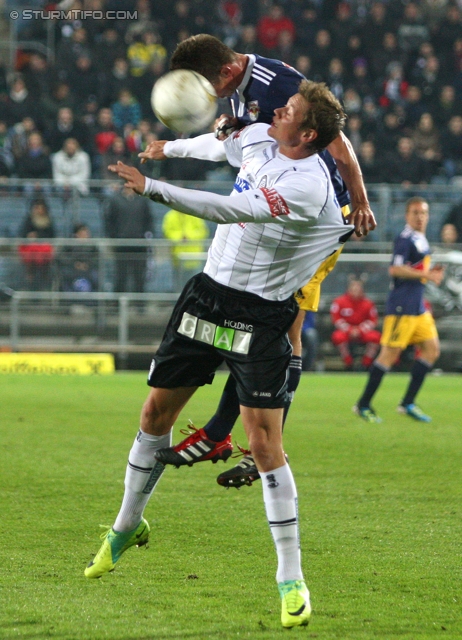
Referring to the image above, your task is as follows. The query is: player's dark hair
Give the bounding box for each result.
[298,80,346,152]
[170,34,236,84]
[405,196,428,212]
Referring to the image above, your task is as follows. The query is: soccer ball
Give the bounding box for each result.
[151,69,217,134]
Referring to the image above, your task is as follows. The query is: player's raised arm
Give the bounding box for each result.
[139,133,227,164]
[327,131,376,237]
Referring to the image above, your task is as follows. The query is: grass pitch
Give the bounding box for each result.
[0,372,461,639]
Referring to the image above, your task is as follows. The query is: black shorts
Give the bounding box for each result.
[148,273,298,408]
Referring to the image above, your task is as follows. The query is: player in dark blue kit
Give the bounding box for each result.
[144,35,376,485]
[354,197,445,423]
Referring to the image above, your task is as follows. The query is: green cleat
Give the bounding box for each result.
[397,403,431,422]
[85,518,150,578]
[278,579,311,628]
[353,404,382,423]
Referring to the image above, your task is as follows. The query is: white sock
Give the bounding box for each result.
[261,463,303,583]
[113,429,172,532]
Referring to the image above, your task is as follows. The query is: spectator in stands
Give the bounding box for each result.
[432,85,462,128]
[440,223,458,244]
[105,58,133,106]
[94,28,126,72]
[326,58,346,102]
[56,27,93,72]
[361,97,382,139]
[234,24,265,56]
[5,76,38,126]
[131,58,167,117]
[379,61,409,109]
[343,88,362,114]
[127,30,167,79]
[8,116,37,166]
[19,198,55,239]
[105,186,153,293]
[256,4,296,53]
[22,53,54,102]
[273,29,300,67]
[125,119,153,159]
[40,82,75,129]
[310,29,336,78]
[328,1,354,48]
[403,85,427,129]
[344,113,363,154]
[441,115,462,180]
[99,137,130,180]
[442,198,462,241]
[385,136,429,186]
[162,208,209,290]
[413,55,445,104]
[330,279,381,371]
[52,137,91,195]
[215,0,243,47]
[93,108,118,156]
[370,32,406,81]
[360,1,394,54]
[349,58,374,102]
[59,223,99,293]
[397,2,429,55]
[0,120,14,177]
[294,54,312,79]
[164,0,199,53]
[18,198,56,290]
[433,4,462,59]
[411,112,442,179]
[294,4,322,53]
[46,107,90,153]
[342,33,365,74]
[68,55,102,110]
[16,132,52,180]
[376,111,404,155]
[358,141,386,184]
[111,89,142,132]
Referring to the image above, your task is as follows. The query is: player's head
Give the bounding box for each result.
[170,34,239,98]
[405,197,429,234]
[347,279,364,299]
[268,80,346,154]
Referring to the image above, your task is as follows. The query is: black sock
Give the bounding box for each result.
[358,362,388,408]
[401,359,432,406]
[203,374,240,442]
[283,355,303,426]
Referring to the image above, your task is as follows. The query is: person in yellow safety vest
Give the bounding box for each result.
[162,208,209,289]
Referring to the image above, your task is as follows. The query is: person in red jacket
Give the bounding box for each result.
[330,279,381,370]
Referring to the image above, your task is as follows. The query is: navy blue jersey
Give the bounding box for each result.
[386,225,431,316]
[229,54,350,207]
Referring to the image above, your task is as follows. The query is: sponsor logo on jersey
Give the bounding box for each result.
[177,312,252,354]
[258,176,267,188]
[224,319,253,332]
[247,100,260,122]
[260,187,290,217]
[233,175,251,193]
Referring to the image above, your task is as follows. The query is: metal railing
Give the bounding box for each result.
[1,179,461,244]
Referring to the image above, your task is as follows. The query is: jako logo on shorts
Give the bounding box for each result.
[177,312,252,354]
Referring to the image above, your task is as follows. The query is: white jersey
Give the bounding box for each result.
[147,124,353,301]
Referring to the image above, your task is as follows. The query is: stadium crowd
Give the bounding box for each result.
[0,0,462,187]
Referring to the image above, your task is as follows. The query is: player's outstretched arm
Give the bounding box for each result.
[139,141,168,163]
[139,133,227,164]
[108,161,146,194]
[327,132,377,237]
